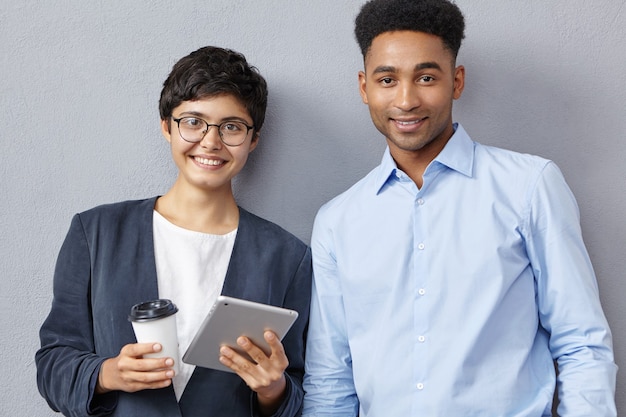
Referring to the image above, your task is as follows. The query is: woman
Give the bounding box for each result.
[36,46,311,417]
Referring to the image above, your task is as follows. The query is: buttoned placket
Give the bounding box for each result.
[394,169,431,400]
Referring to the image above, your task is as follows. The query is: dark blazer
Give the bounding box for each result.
[36,197,312,417]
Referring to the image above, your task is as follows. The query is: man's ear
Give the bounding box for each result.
[453,65,465,100]
[161,118,172,143]
[358,70,369,104]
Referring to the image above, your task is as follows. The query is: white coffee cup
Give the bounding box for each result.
[128,299,180,375]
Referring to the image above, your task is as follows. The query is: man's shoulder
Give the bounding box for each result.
[453,124,551,174]
[317,165,381,217]
[475,142,552,175]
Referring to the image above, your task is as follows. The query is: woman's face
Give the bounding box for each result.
[161,94,258,195]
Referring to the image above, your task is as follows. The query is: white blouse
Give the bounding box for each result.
[152,210,237,400]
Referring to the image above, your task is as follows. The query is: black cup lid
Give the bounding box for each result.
[128,299,178,322]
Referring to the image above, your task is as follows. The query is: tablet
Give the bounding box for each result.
[182,295,299,373]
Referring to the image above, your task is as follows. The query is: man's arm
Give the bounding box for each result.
[525,162,617,416]
[302,213,359,416]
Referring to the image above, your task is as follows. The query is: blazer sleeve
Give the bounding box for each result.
[262,246,312,417]
[35,214,118,417]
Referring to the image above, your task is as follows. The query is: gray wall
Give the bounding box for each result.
[1,0,623,415]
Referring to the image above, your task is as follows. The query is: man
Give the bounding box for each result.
[302,0,617,415]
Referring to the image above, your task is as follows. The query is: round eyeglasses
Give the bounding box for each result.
[172,117,254,146]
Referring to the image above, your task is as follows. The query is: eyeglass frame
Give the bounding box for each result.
[171,116,255,146]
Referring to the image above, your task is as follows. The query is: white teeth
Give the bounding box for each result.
[397,119,421,126]
[194,157,223,166]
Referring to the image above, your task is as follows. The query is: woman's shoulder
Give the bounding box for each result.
[77,197,157,224]
[238,207,308,250]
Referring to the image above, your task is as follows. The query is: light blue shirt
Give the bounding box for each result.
[303,124,616,416]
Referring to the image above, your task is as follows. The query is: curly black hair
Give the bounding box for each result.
[159,46,268,134]
[355,0,465,59]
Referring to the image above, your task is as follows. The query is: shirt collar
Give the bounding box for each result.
[374,123,475,193]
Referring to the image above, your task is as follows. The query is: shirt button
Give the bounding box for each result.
[418,335,426,342]
[417,198,425,205]
[417,383,424,390]
[418,288,426,295]
[418,243,425,250]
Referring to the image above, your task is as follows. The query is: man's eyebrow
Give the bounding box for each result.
[415,62,442,71]
[371,62,443,75]
[372,65,396,74]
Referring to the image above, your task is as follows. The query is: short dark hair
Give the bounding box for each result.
[159,46,268,134]
[355,0,465,59]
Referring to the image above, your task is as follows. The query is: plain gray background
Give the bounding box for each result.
[1,1,623,415]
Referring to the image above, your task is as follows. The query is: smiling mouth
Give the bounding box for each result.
[392,117,426,126]
[194,156,224,166]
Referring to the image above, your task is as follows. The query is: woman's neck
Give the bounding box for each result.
[155,184,239,235]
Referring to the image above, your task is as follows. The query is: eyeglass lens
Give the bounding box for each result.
[177,117,251,146]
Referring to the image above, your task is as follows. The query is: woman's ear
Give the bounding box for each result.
[161,118,172,143]
[249,131,260,152]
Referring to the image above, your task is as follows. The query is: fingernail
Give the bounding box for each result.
[237,337,247,346]
[165,358,174,366]
[153,343,162,352]
[166,370,174,378]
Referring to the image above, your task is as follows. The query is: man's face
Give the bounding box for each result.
[359,30,464,160]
